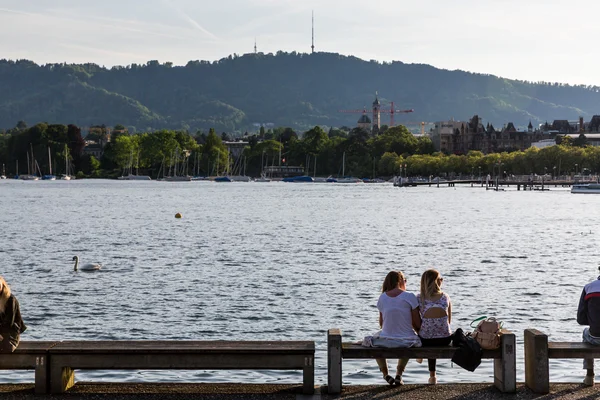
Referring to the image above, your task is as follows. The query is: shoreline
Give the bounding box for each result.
[0,382,598,399]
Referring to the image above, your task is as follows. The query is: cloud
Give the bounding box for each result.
[0,7,36,16]
[161,0,218,40]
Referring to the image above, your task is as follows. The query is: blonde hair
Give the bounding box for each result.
[0,276,11,313]
[382,271,405,293]
[420,269,442,302]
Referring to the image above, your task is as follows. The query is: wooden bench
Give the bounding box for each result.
[0,341,58,394]
[48,340,315,394]
[524,328,600,393]
[327,328,516,394]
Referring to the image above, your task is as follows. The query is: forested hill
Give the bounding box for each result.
[2,52,600,132]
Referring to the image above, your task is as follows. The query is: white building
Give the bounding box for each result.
[530,139,556,149]
[429,119,467,151]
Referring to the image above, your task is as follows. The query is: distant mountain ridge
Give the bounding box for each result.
[1,53,599,132]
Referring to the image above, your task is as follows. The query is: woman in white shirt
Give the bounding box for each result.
[373,271,422,385]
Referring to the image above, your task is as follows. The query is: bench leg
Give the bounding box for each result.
[328,328,342,394]
[494,332,516,393]
[303,355,314,395]
[50,366,75,394]
[34,355,48,394]
[584,359,594,384]
[524,329,549,394]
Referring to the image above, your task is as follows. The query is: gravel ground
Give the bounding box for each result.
[0,383,599,400]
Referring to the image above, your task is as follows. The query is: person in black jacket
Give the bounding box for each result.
[0,276,26,353]
[577,268,600,386]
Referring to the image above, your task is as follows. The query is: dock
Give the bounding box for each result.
[394,177,588,190]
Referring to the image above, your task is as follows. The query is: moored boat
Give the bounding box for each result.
[19,174,39,181]
[336,177,362,184]
[229,175,252,182]
[118,174,152,181]
[254,173,271,182]
[314,176,337,183]
[282,176,314,183]
[571,183,600,194]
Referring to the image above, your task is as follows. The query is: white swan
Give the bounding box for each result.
[73,256,101,272]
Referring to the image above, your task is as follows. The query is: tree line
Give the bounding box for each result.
[0,122,596,179]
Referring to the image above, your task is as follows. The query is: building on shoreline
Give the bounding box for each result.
[428,115,599,154]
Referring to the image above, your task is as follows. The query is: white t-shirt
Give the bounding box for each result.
[377,291,420,339]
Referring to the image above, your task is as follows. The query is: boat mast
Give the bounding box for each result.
[30,143,35,176]
[48,147,52,175]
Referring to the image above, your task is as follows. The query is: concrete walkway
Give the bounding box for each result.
[0,383,599,399]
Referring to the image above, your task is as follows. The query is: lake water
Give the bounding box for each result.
[0,179,598,386]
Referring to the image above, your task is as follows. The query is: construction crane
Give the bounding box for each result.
[381,102,414,127]
[338,101,414,127]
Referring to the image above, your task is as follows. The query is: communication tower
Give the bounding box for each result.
[311,11,315,54]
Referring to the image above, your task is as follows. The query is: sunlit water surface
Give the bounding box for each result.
[0,179,597,385]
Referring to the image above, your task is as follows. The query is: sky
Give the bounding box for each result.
[1,0,599,86]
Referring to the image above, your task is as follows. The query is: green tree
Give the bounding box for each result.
[378,152,399,175]
[203,128,228,175]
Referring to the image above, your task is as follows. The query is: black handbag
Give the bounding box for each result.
[451,328,482,372]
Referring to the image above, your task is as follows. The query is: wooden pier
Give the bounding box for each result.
[397,178,582,190]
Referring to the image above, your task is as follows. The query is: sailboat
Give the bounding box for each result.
[20,145,40,180]
[118,150,151,180]
[0,164,6,179]
[161,147,191,181]
[310,155,336,183]
[61,144,72,180]
[42,147,56,180]
[336,152,362,183]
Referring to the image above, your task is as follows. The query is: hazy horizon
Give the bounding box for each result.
[2,0,599,87]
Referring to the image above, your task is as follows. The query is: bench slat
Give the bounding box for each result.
[342,344,501,359]
[50,341,314,354]
[548,342,600,358]
[13,341,58,353]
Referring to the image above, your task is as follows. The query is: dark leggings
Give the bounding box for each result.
[0,336,19,353]
[420,336,452,372]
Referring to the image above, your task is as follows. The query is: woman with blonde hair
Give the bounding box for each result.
[0,276,26,352]
[370,271,421,386]
[417,269,452,384]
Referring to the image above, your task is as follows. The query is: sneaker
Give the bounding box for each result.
[584,375,595,386]
[416,358,423,364]
[428,376,437,385]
